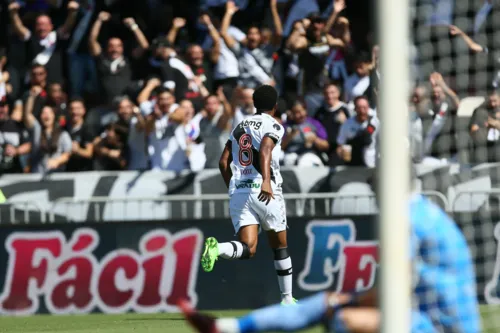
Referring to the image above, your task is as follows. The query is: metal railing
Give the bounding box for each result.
[452,189,500,212]
[48,190,449,223]
[0,201,46,224]
[0,191,449,224]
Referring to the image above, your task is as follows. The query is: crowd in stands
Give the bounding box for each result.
[0,0,498,174]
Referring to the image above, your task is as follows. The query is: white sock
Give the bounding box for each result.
[216,318,240,333]
[274,257,293,302]
[218,241,244,260]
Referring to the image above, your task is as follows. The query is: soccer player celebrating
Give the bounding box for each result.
[181,190,481,332]
[201,85,296,305]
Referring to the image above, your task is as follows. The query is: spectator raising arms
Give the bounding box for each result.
[287,0,346,112]
[88,12,149,105]
[138,79,185,171]
[220,0,282,89]
[9,1,80,85]
[25,104,72,173]
[422,72,460,163]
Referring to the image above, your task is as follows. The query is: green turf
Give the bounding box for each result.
[0,306,497,333]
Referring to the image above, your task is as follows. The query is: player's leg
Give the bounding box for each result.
[266,230,294,304]
[261,193,294,304]
[201,194,259,272]
[179,292,329,333]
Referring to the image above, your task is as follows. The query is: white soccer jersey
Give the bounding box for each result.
[228,113,285,195]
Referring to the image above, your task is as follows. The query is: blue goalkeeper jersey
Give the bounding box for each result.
[410,195,481,333]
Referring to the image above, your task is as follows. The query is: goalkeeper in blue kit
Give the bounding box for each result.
[179,193,481,333]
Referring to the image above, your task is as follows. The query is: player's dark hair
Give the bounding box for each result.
[253,85,278,114]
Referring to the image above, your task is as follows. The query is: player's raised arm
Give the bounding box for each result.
[219,141,233,189]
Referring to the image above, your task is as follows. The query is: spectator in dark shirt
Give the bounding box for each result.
[92,122,127,171]
[9,1,80,85]
[287,9,345,113]
[67,0,101,98]
[88,12,149,105]
[66,98,93,172]
[22,64,48,120]
[282,100,329,166]
[0,97,31,174]
[469,89,500,163]
[45,82,68,125]
[314,83,351,166]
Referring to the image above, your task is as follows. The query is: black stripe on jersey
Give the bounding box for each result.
[232,123,246,142]
[225,140,231,148]
[263,132,280,144]
[251,146,275,183]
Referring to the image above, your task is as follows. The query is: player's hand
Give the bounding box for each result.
[258,181,274,205]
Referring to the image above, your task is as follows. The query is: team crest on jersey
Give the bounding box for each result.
[273,124,281,131]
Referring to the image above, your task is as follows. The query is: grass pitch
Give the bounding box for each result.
[0,306,498,333]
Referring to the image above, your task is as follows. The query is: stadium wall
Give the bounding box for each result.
[0,214,499,315]
[0,163,499,222]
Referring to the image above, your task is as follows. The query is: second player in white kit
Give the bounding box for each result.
[200,85,296,305]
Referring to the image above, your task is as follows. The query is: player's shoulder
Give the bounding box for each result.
[261,114,283,132]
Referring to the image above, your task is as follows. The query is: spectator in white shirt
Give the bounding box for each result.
[201,18,246,98]
[220,0,283,89]
[137,79,186,171]
[344,54,372,104]
[336,96,379,167]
